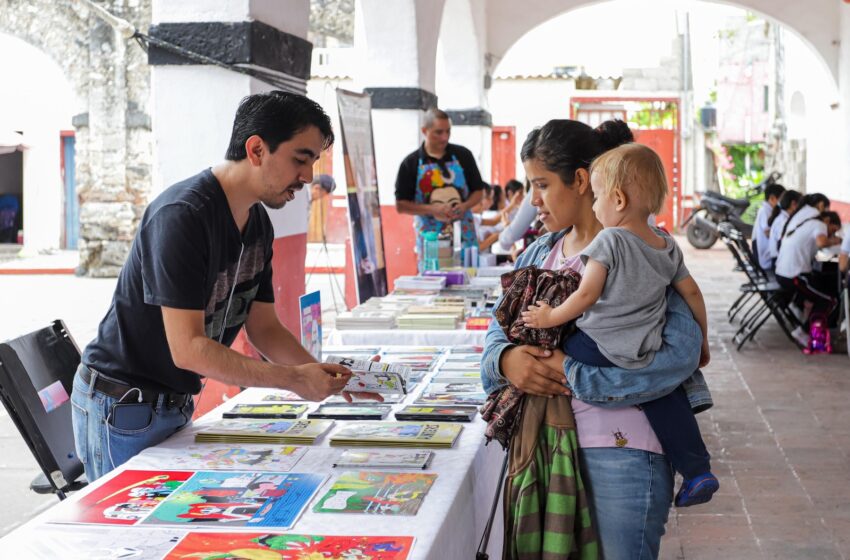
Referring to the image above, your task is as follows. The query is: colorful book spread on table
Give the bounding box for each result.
[314,471,437,515]
[164,532,415,560]
[414,392,487,406]
[325,355,411,394]
[223,403,308,418]
[142,471,325,529]
[333,450,435,470]
[308,404,392,420]
[194,419,334,444]
[325,393,405,405]
[261,390,306,402]
[132,445,307,472]
[394,405,478,423]
[49,470,194,525]
[329,421,463,448]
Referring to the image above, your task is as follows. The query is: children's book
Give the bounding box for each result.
[49,469,193,526]
[325,355,412,395]
[299,290,322,360]
[333,449,434,470]
[449,345,483,353]
[425,382,485,394]
[261,389,306,402]
[443,353,483,362]
[414,392,487,406]
[308,404,392,420]
[165,532,415,560]
[314,471,437,516]
[223,403,308,419]
[194,419,334,445]
[439,361,483,370]
[3,526,186,559]
[324,393,405,405]
[132,444,307,472]
[329,421,463,448]
[142,471,325,529]
[395,405,478,423]
[431,370,483,383]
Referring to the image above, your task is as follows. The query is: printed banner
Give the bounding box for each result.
[299,290,322,360]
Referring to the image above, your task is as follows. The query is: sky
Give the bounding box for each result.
[493,0,820,107]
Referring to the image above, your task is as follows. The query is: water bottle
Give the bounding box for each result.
[422,231,440,271]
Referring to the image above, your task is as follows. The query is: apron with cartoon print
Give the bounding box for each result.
[414,153,479,268]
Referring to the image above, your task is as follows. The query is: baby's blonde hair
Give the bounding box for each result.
[590,143,667,215]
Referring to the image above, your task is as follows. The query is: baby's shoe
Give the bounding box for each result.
[675,473,719,507]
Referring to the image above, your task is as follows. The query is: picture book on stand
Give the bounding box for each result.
[132,444,307,472]
[165,532,415,560]
[314,471,437,515]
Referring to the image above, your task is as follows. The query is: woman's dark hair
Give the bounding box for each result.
[490,185,503,211]
[780,192,831,239]
[821,211,841,228]
[767,189,802,227]
[225,91,334,161]
[520,119,633,185]
[504,179,524,196]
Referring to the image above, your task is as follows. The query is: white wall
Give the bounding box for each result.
[0,33,77,251]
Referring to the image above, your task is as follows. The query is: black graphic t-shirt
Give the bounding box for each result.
[83,169,274,394]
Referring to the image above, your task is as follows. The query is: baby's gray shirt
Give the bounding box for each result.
[576,227,690,369]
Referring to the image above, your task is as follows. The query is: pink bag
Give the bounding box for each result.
[804,312,831,354]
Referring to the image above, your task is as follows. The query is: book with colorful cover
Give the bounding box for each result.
[324,392,405,405]
[414,392,487,406]
[299,290,322,360]
[431,370,482,383]
[223,403,308,419]
[142,471,326,529]
[165,533,414,560]
[426,382,484,394]
[443,353,483,362]
[314,471,437,515]
[333,449,434,470]
[308,404,392,420]
[261,389,306,402]
[194,419,334,445]
[49,470,193,525]
[325,355,411,394]
[330,421,463,448]
[449,345,483,353]
[133,445,307,472]
[395,405,478,423]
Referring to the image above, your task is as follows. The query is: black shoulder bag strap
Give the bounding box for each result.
[476,449,510,560]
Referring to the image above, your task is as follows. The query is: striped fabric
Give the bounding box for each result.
[504,395,598,560]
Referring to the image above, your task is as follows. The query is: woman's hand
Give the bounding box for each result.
[500,345,570,397]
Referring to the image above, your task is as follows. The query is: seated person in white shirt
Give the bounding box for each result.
[753,182,786,271]
[766,189,802,270]
[775,197,842,340]
[472,184,502,252]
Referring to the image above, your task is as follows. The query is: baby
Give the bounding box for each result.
[522,142,717,507]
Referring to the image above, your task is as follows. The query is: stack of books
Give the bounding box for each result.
[394,275,447,291]
[329,421,463,448]
[396,313,459,330]
[335,310,398,330]
[195,418,334,445]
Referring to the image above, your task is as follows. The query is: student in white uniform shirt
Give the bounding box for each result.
[775,195,842,341]
[753,183,786,271]
[839,226,850,276]
[766,190,802,269]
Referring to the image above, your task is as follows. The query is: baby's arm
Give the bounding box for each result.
[673,275,710,367]
[521,258,608,328]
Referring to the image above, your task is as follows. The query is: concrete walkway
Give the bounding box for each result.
[661,242,850,560]
[0,239,848,559]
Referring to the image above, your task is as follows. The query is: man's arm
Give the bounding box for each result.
[160,306,350,401]
[244,302,315,365]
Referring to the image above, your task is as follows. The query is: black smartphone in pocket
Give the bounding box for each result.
[109,402,153,431]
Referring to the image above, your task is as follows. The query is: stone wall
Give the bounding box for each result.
[0,0,151,276]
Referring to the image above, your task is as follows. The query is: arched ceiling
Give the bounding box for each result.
[486,0,840,85]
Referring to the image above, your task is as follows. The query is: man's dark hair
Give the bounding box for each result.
[225,91,334,161]
[764,183,786,201]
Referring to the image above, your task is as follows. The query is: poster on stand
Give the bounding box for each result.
[299,290,322,360]
[337,89,389,304]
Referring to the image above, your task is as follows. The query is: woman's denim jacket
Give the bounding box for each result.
[480,230,713,412]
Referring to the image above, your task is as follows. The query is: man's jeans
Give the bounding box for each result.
[70,364,193,481]
[580,448,674,560]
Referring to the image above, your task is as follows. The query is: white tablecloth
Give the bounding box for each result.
[0,354,504,560]
[328,327,487,347]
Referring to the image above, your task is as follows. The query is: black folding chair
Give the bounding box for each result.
[0,320,87,500]
[718,225,803,350]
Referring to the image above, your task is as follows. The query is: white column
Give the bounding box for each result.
[839,4,850,204]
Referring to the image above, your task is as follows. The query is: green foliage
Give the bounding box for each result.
[628,102,677,129]
[721,143,766,225]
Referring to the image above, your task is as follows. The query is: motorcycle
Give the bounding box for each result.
[683,171,782,249]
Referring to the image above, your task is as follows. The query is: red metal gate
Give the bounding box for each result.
[491,126,516,187]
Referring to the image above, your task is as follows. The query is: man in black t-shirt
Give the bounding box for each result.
[71,92,357,480]
[394,108,484,270]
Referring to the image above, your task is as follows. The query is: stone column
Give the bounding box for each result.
[354,0,446,288]
[839,4,850,217]
[439,0,492,182]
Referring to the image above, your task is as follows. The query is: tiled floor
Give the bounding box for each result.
[660,241,850,560]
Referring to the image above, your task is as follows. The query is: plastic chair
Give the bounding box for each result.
[0,320,87,500]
